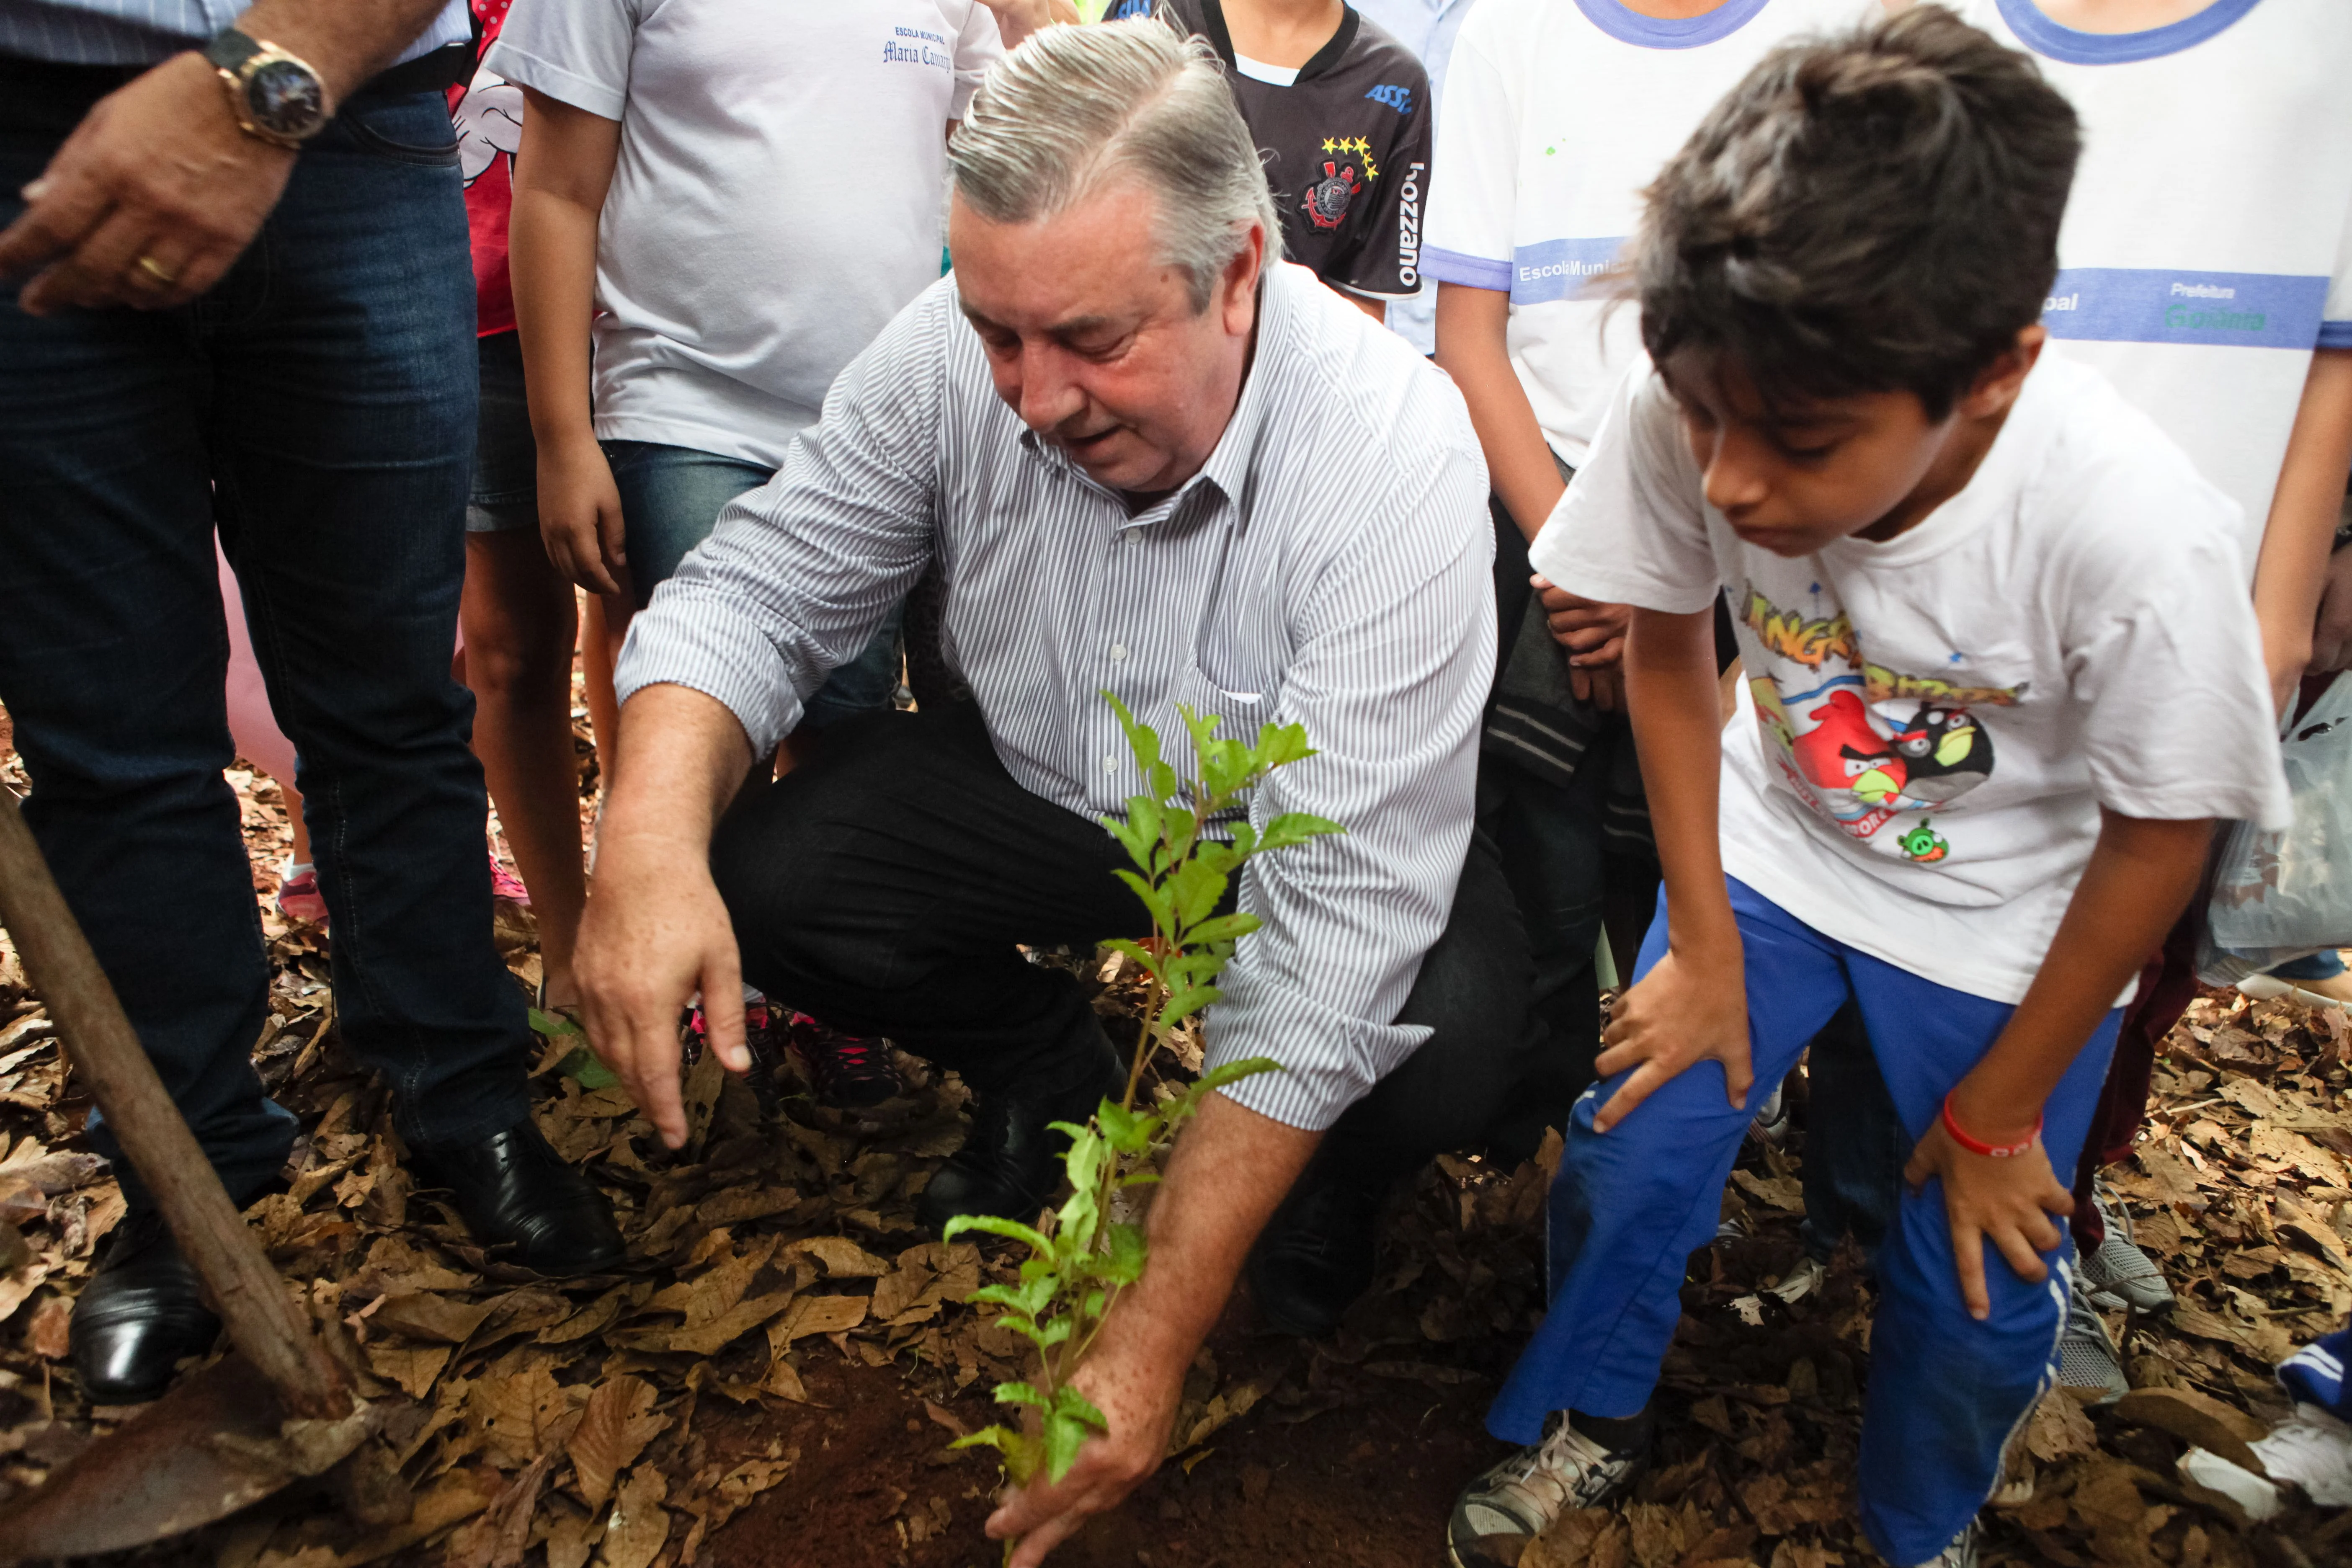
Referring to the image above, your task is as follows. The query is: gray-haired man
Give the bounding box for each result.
[576,21,1546,1560]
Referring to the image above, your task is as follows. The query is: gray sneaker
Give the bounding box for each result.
[1446,1413,1645,1568]
[1748,1078,1792,1148]
[2081,1188,2174,1315]
[2057,1266,2129,1406]
[1911,1518,1981,1568]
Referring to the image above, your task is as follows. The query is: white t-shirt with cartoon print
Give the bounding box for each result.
[1957,0,2352,569]
[489,0,1002,469]
[1531,353,2291,1004]
[1422,0,1875,467]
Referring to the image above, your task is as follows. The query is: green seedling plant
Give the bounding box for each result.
[942,691,1344,1503]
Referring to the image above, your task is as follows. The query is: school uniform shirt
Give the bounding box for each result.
[1531,353,2291,1006]
[487,0,1003,470]
[1424,0,1876,466]
[452,0,524,338]
[1161,0,1432,302]
[1959,0,2352,573]
[1351,0,1480,352]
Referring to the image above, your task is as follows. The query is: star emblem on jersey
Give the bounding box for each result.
[1305,137,1377,230]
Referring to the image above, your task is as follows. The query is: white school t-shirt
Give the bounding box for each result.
[1529,354,2291,1004]
[1423,0,1873,467]
[488,0,1002,470]
[1959,0,2352,570]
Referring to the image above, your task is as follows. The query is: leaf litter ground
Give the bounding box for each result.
[1,703,2348,1568]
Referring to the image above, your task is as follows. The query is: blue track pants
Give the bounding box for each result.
[1487,877,2120,1565]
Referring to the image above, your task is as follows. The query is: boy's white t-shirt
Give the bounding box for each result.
[488,0,1002,470]
[1959,0,2352,570]
[1531,354,2291,1005]
[1423,0,1874,467]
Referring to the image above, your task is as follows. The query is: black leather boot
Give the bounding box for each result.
[916,1032,1122,1233]
[1245,1153,1393,1338]
[411,1118,626,1276]
[70,1210,220,1405]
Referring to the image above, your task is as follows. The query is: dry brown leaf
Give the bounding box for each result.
[599,1467,671,1568]
[2024,1386,2100,1463]
[544,1510,603,1568]
[788,1235,892,1277]
[372,1291,498,1346]
[569,1376,671,1510]
[618,1291,797,1357]
[767,1292,867,1347]
[469,1361,569,1469]
[366,1343,453,1400]
[24,1292,70,1358]
[2111,1386,2264,1473]
[331,1468,496,1568]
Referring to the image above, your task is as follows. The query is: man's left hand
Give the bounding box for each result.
[985,1337,1184,1567]
[1536,576,1631,711]
[0,52,296,315]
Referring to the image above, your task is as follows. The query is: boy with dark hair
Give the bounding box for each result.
[1445,12,2290,1568]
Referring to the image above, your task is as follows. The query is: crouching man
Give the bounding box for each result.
[576,20,1545,1562]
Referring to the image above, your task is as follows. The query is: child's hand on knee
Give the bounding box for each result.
[1903,1114,2073,1322]
[1589,946,1751,1132]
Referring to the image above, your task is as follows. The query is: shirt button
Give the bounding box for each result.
[1110,643,1128,662]
[1124,531,1141,547]
[1104,755,1119,774]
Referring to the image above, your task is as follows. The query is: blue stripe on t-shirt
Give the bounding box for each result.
[1506,237,1631,306]
[1421,247,1514,292]
[2040,268,2331,350]
[2320,320,2352,351]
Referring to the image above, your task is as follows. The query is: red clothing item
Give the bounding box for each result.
[450,0,522,336]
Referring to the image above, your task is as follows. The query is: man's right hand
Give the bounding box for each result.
[538,436,630,596]
[574,822,746,1149]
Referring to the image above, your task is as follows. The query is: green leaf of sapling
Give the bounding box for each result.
[941,1214,1057,1257]
[991,1381,1052,1411]
[1043,1411,1094,1485]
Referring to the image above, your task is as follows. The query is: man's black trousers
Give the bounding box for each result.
[712,706,1551,1177]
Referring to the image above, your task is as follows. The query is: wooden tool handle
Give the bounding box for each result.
[0,792,351,1421]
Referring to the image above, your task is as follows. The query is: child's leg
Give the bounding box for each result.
[1847,955,2120,1564]
[1486,877,1847,1442]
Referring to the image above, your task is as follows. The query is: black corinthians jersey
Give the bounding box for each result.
[1163,0,1432,299]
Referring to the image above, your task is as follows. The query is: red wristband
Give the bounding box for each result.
[1941,1091,2040,1158]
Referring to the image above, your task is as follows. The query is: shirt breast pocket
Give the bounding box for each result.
[1171,663,1279,746]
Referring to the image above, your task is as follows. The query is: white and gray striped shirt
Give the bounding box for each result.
[618,260,1495,1132]
[0,0,465,67]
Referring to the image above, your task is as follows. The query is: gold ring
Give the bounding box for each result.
[134,255,177,286]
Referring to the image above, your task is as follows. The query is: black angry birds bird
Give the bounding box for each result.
[1888,702,1991,805]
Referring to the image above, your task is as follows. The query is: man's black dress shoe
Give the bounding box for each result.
[411,1119,626,1276]
[71,1210,220,1405]
[916,1035,1122,1233]
[1246,1155,1392,1338]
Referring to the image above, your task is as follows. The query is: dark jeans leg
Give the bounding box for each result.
[713,707,1137,1093]
[1797,1001,1905,1268]
[0,132,294,1208]
[2069,912,2199,1249]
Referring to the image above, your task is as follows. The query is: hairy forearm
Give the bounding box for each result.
[601,684,756,854]
[1434,283,1563,541]
[511,90,618,454]
[1111,1095,1315,1369]
[2253,351,2352,707]
[237,0,453,101]
[1623,607,1736,954]
[1950,810,2210,1140]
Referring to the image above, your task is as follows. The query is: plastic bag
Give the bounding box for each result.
[2198,672,2352,984]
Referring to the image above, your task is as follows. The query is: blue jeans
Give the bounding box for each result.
[1491,878,2119,1566]
[0,84,532,1208]
[602,440,903,730]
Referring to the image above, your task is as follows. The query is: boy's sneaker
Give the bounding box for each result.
[2056,1268,2129,1406]
[1747,1078,1792,1148]
[276,865,328,928]
[2081,1188,2174,1315]
[787,1012,905,1109]
[1446,1412,1646,1568]
[1914,1518,1980,1568]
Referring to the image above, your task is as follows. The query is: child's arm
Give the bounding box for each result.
[510,87,627,597]
[2251,349,2352,712]
[1587,604,1753,1132]
[1903,809,2211,1320]
[1434,283,1630,708]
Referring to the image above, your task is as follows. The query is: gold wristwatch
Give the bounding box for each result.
[201,29,331,149]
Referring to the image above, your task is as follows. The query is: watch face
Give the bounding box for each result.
[247,58,326,137]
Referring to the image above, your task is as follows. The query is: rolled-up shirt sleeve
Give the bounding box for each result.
[613,284,948,754]
[1204,445,1495,1130]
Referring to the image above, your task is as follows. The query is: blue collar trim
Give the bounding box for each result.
[1994,0,2262,65]
[1568,0,1772,51]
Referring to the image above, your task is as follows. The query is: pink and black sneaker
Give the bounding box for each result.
[787,1012,904,1109]
[489,850,531,906]
[277,864,328,928]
